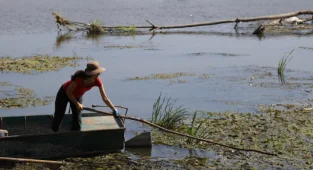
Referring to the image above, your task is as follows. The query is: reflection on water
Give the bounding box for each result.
[125,144,216,159]
[54,29,313,49]
[55,32,74,49]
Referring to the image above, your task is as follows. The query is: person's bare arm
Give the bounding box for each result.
[66,81,83,111]
[99,84,115,111]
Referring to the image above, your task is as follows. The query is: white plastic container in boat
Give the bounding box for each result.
[0,129,8,137]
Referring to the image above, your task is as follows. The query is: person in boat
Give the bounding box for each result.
[51,61,119,132]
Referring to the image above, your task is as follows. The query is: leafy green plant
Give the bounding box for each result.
[152,93,188,129]
[278,49,294,83]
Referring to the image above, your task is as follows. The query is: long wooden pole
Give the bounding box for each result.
[83,107,277,156]
[0,156,63,165]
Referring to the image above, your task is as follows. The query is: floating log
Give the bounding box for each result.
[53,10,313,34]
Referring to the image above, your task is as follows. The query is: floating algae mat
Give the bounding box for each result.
[104,45,144,49]
[8,152,213,170]
[152,107,313,169]
[0,55,92,74]
[187,52,249,57]
[127,72,214,85]
[264,23,313,34]
[127,72,196,80]
[0,83,54,108]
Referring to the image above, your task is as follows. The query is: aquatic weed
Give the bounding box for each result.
[0,55,91,74]
[277,49,294,83]
[186,110,198,144]
[0,87,54,108]
[128,72,196,80]
[87,18,104,34]
[104,45,143,49]
[152,93,188,129]
[117,26,136,34]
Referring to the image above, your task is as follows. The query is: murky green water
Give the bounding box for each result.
[1,0,313,164]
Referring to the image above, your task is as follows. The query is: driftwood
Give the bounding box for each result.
[83,107,277,156]
[53,10,313,34]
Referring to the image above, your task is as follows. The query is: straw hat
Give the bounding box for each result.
[85,61,106,76]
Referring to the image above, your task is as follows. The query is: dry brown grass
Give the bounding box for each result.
[52,12,71,26]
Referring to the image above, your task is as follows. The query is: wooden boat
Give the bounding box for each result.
[0,111,125,159]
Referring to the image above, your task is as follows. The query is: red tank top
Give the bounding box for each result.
[62,77,102,98]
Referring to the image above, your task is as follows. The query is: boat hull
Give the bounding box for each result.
[0,113,125,159]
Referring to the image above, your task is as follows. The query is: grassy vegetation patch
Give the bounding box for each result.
[264,24,313,33]
[5,103,313,169]
[151,93,188,129]
[4,152,215,170]
[0,54,92,74]
[174,156,212,169]
[0,82,13,87]
[117,26,137,34]
[152,106,313,169]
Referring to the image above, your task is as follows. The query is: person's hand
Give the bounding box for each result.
[76,103,84,112]
[113,108,119,118]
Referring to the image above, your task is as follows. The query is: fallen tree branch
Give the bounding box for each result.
[83,107,278,156]
[153,10,313,30]
[53,10,313,33]
[304,15,313,22]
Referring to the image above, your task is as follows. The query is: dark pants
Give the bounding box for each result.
[51,85,82,132]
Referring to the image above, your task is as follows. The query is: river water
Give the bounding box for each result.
[1,0,313,159]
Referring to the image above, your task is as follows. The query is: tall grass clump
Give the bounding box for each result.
[278,49,294,83]
[186,110,211,144]
[152,93,188,129]
[186,110,198,144]
[87,19,104,34]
